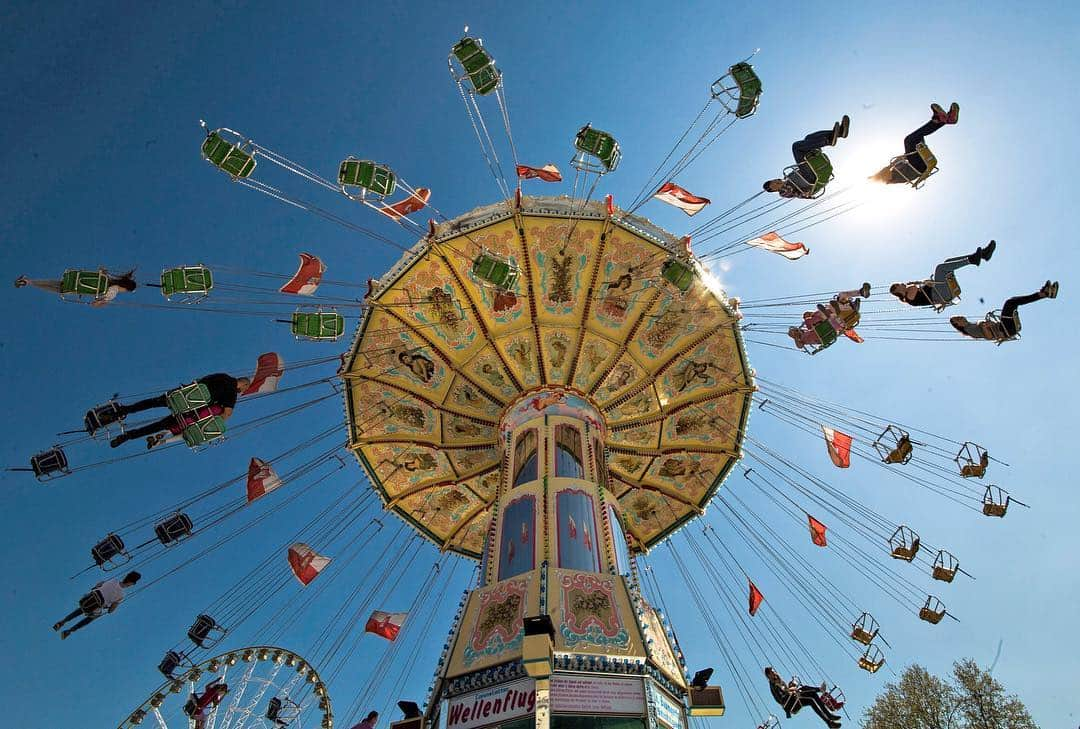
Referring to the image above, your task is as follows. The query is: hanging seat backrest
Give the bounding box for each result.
[919,606,945,624]
[79,589,107,615]
[788,150,833,197]
[201,132,256,179]
[182,415,227,447]
[61,269,109,298]
[729,63,763,118]
[812,319,839,349]
[982,500,1007,517]
[292,311,345,340]
[31,446,70,480]
[858,655,883,673]
[889,143,937,188]
[960,462,987,478]
[984,309,1020,341]
[888,437,913,464]
[850,625,876,645]
[452,37,501,95]
[472,252,519,290]
[661,258,696,292]
[187,614,222,645]
[92,533,128,567]
[932,565,957,582]
[161,266,213,298]
[155,513,194,545]
[891,536,920,561]
[167,383,213,414]
[338,159,397,197]
[575,126,621,172]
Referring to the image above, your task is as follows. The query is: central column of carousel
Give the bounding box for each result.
[404,387,723,729]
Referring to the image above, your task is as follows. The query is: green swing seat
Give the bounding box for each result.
[573,124,621,173]
[661,258,696,292]
[711,62,763,119]
[292,311,345,341]
[785,150,834,199]
[165,383,227,448]
[201,131,256,180]
[60,269,109,300]
[451,37,501,96]
[807,319,839,354]
[338,159,397,198]
[888,143,938,189]
[472,251,519,290]
[160,265,213,301]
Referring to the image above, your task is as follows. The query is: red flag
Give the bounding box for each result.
[654,182,711,216]
[605,194,615,216]
[247,457,282,502]
[808,515,828,547]
[287,543,331,586]
[821,425,853,468]
[365,610,407,641]
[748,579,764,616]
[516,164,562,182]
[279,253,325,295]
[380,188,430,221]
[746,231,810,260]
[242,352,284,396]
[843,329,863,343]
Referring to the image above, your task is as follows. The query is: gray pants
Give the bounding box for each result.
[24,278,64,294]
[929,255,971,304]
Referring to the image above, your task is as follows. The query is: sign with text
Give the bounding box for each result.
[652,685,684,729]
[446,679,535,729]
[551,675,645,715]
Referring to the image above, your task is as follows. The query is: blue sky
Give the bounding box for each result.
[1,1,1077,727]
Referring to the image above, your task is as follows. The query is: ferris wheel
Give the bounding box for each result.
[117,646,333,729]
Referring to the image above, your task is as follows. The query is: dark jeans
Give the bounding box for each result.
[797,687,841,724]
[902,119,945,173]
[57,606,96,635]
[792,129,835,180]
[1000,291,1042,337]
[121,394,174,439]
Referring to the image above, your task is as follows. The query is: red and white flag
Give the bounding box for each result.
[279,253,325,295]
[380,188,431,221]
[654,182,711,216]
[287,543,331,586]
[516,164,562,182]
[821,425,853,468]
[247,457,282,502]
[748,579,764,616]
[605,194,615,216]
[365,610,407,641]
[843,329,863,344]
[746,231,810,260]
[242,352,284,396]
[808,515,828,547]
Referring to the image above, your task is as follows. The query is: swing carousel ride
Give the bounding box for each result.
[16,32,1039,729]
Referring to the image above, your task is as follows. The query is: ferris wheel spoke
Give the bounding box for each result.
[217,660,259,729]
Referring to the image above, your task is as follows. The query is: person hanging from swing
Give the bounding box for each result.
[950,280,1059,342]
[763,116,850,199]
[787,283,870,349]
[99,373,251,449]
[53,571,141,639]
[184,678,229,729]
[889,240,995,308]
[15,269,137,307]
[871,103,959,185]
[765,667,842,728]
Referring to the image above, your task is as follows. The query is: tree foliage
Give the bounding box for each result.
[861,659,1037,729]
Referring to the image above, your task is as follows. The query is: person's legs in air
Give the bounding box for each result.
[798,688,841,727]
[999,281,1058,337]
[16,278,64,293]
[111,415,176,448]
[54,607,83,630]
[118,394,169,416]
[61,615,96,639]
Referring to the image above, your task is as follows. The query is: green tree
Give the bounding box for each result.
[861,660,1037,729]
